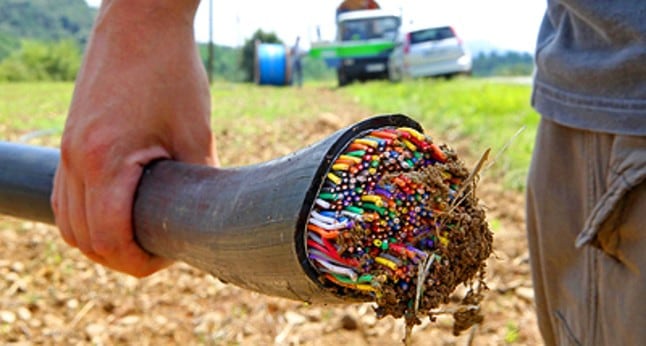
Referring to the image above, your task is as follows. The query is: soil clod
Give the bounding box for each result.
[305,126,494,338]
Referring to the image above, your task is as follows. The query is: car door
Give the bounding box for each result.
[407,27,462,76]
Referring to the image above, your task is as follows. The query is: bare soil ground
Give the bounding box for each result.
[0,86,541,345]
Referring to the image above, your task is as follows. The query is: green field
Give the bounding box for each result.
[340,78,539,189]
[0,78,539,189]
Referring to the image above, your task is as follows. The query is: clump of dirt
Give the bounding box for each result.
[451,287,486,336]
[375,150,493,336]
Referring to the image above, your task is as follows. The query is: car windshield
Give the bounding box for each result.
[409,27,455,44]
[340,16,400,41]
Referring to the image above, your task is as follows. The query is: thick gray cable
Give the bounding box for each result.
[0,114,422,303]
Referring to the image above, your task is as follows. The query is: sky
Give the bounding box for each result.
[85,0,546,53]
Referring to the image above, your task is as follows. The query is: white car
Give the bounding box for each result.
[388,25,472,80]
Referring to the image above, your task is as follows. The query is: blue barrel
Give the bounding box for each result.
[256,43,290,86]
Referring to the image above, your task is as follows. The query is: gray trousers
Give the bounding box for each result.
[526,118,646,345]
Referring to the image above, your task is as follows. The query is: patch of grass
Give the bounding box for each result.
[341,78,539,190]
[0,82,71,141]
[320,308,336,321]
[0,82,316,147]
[488,218,502,233]
[210,82,330,143]
[504,321,521,343]
[211,83,312,122]
[0,79,539,191]
[44,240,63,265]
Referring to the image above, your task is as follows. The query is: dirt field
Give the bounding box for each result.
[0,85,541,345]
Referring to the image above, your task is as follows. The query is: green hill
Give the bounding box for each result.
[0,0,94,80]
[0,0,95,45]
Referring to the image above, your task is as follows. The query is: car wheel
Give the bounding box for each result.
[389,66,402,82]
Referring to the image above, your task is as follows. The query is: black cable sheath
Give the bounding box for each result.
[0,114,422,303]
[0,143,57,223]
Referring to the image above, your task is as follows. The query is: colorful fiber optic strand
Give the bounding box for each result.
[305,125,492,327]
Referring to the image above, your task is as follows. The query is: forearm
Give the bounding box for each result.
[69,0,209,153]
[85,0,201,70]
[96,0,201,29]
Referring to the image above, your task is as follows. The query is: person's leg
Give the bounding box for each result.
[527,118,599,345]
[296,64,303,87]
[588,135,646,345]
[527,118,646,345]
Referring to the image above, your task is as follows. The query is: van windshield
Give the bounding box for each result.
[340,16,400,41]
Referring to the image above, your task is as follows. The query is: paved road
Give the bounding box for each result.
[486,76,533,85]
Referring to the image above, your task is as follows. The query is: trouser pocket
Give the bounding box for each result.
[575,134,646,270]
[573,134,646,345]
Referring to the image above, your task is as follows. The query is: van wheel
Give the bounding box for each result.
[337,69,350,87]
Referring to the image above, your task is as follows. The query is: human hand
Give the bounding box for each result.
[51,0,218,277]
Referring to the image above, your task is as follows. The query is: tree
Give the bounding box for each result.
[0,0,95,46]
[0,33,19,60]
[197,43,245,82]
[0,0,93,80]
[0,39,81,81]
[239,29,282,83]
[471,51,534,77]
